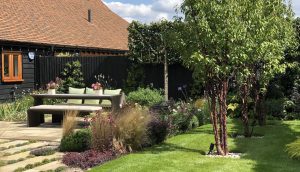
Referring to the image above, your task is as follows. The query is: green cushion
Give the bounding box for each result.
[101,89,122,106]
[67,87,85,104]
[84,88,100,105]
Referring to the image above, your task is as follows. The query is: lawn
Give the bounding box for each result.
[90,119,300,172]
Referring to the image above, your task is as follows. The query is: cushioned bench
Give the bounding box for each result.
[27,105,102,127]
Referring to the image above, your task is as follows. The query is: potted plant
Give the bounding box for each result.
[92,82,103,95]
[46,78,61,95]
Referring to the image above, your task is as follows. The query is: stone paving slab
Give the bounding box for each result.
[0,140,28,149]
[0,139,10,143]
[24,160,67,172]
[0,121,62,141]
[1,142,51,154]
[0,152,63,172]
[0,151,31,161]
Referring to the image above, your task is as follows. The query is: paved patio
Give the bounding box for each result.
[0,121,62,142]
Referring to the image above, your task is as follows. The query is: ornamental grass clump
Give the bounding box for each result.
[62,110,78,137]
[286,139,300,159]
[114,105,151,151]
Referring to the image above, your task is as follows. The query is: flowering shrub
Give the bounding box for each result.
[95,74,116,89]
[90,113,115,152]
[62,150,116,169]
[46,77,61,89]
[91,82,102,90]
[153,100,200,136]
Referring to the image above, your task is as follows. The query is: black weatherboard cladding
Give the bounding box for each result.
[0,51,35,101]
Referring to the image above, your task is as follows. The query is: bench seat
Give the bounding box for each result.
[27,105,102,127]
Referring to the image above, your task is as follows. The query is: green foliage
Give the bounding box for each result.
[194,98,211,125]
[189,115,199,130]
[124,64,145,93]
[0,94,33,121]
[286,139,300,159]
[128,20,182,100]
[264,99,285,119]
[59,60,85,93]
[180,0,295,86]
[128,21,181,64]
[127,88,164,107]
[60,129,91,152]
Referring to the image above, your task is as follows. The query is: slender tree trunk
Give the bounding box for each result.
[257,94,266,126]
[253,79,266,126]
[218,79,229,155]
[240,83,250,137]
[207,79,228,156]
[164,48,168,102]
[208,90,224,155]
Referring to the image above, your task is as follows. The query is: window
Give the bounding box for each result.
[1,52,23,82]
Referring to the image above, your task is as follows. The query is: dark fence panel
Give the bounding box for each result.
[36,56,193,99]
[36,56,130,89]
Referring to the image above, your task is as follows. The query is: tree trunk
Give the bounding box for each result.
[208,91,224,155]
[206,79,229,156]
[253,79,266,126]
[240,83,250,137]
[218,79,229,155]
[164,48,168,102]
[257,94,266,126]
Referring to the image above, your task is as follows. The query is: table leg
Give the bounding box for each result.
[111,96,121,112]
[33,97,44,123]
[27,110,42,127]
[52,113,63,123]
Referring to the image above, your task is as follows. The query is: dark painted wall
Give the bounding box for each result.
[0,51,35,101]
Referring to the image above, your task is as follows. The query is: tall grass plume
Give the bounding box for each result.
[62,110,78,137]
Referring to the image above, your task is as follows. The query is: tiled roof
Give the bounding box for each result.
[0,0,129,51]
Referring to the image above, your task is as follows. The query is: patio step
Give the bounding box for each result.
[0,153,63,172]
[1,142,51,154]
[23,160,67,172]
[0,140,28,149]
[0,151,31,161]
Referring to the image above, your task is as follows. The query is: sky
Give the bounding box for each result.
[104,0,300,23]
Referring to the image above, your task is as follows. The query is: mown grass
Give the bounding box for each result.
[90,119,300,172]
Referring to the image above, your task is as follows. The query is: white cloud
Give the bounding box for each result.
[104,0,183,23]
[104,0,300,23]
